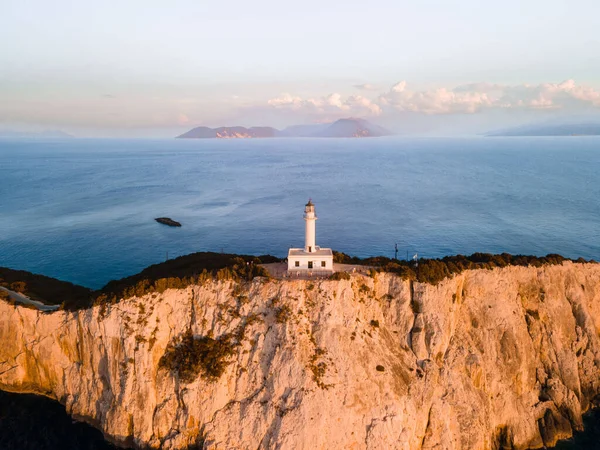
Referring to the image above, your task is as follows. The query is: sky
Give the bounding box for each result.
[1,0,600,137]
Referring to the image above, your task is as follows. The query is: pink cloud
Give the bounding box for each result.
[378,79,600,114]
[267,92,381,117]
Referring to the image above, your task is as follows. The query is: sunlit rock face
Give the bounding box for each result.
[1,263,600,449]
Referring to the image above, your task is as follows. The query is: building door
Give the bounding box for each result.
[308,261,313,269]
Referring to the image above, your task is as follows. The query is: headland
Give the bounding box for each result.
[1,252,599,449]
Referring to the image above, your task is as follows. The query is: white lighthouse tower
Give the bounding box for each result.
[288,199,333,274]
[304,200,317,253]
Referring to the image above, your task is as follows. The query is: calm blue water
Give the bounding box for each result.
[1,136,599,289]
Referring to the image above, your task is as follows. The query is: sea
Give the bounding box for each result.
[1,136,599,289]
[1,136,599,448]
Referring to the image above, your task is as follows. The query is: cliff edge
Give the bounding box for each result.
[1,262,599,449]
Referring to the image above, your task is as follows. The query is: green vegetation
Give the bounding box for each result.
[333,252,589,285]
[328,271,351,281]
[158,330,236,383]
[0,251,593,311]
[333,251,359,264]
[0,267,92,309]
[94,253,276,307]
[359,283,371,294]
[309,347,331,389]
[0,289,12,304]
[1,252,279,311]
[275,305,293,323]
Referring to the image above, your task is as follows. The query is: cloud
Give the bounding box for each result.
[267,92,381,117]
[379,84,492,114]
[346,95,382,115]
[267,93,305,110]
[379,79,600,114]
[452,82,502,93]
[266,80,600,120]
[494,80,600,110]
[353,83,378,91]
[256,79,600,132]
[177,113,190,124]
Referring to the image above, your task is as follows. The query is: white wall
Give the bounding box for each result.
[304,217,316,252]
[288,255,333,272]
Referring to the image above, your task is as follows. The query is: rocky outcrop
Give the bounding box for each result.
[1,262,600,449]
[155,218,182,227]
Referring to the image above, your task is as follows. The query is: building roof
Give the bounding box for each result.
[288,247,333,257]
[305,199,314,207]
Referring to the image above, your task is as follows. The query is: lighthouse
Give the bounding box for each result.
[304,199,316,253]
[288,199,333,274]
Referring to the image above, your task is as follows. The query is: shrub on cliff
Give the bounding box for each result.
[10,281,27,293]
[216,257,270,282]
[158,331,235,382]
[0,267,92,309]
[0,289,12,303]
[332,251,361,264]
[92,252,276,307]
[329,271,351,281]
[375,253,576,285]
[1,251,588,311]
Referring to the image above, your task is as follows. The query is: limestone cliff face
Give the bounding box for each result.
[1,263,600,449]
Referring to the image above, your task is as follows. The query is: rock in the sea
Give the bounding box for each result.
[1,262,600,449]
[155,217,181,227]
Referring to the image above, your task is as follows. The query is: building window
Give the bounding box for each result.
[295,261,299,267]
[308,246,312,252]
[308,261,313,269]
[321,261,326,267]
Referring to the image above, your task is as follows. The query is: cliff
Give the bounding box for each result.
[1,262,600,449]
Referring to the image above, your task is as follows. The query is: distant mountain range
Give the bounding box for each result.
[177,118,392,139]
[487,123,600,137]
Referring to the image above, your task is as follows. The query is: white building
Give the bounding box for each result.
[287,200,334,274]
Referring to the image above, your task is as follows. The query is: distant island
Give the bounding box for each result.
[487,123,600,137]
[176,118,392,139]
